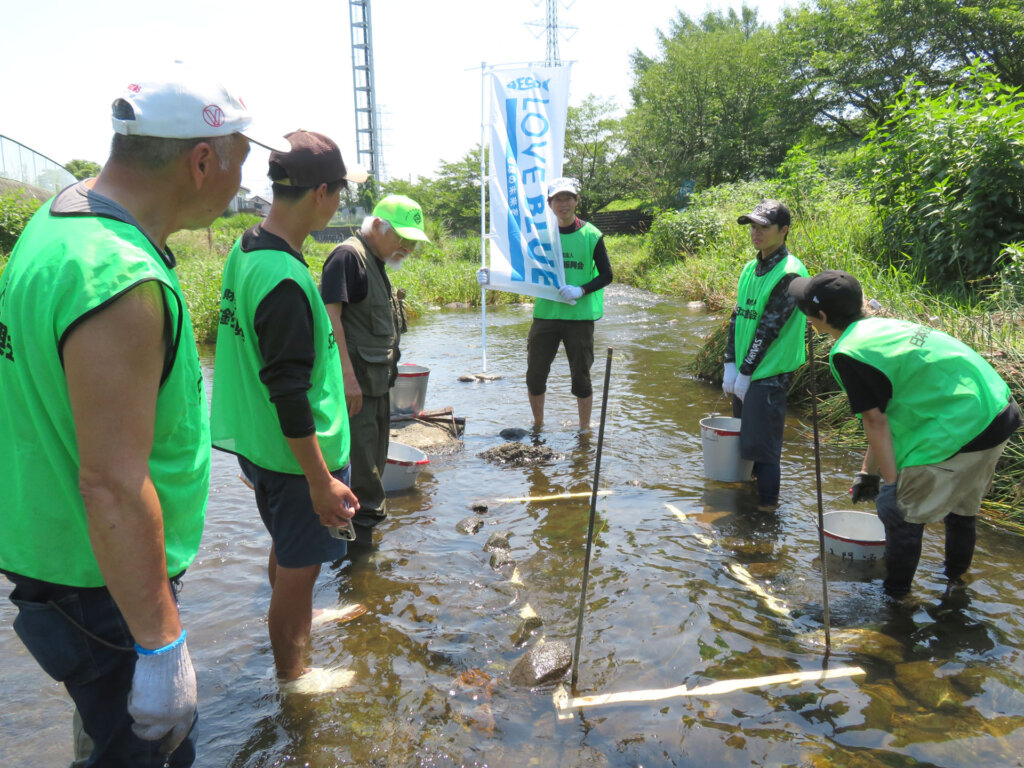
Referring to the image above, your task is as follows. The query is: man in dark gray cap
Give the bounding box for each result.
[211,130,367,693]
[722,199,808,510]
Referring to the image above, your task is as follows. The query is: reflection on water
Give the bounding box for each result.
[3,286,1024,767]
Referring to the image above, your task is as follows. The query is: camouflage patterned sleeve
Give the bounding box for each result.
[738,273,799,376]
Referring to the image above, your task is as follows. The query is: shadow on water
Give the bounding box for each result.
[3,285,1024,767]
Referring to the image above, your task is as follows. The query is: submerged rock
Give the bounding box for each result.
[511,615,544,646]
[895,660,960,710]
[489,548,516,570]
[456,516,485,535]
[469,500,489,513]
[484,531,512,551]
[510,640,572,687]
[478,442,561,467]
[499,427,530,441]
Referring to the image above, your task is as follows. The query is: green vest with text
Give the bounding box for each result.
[533,222,604,321]
[338,234,403,397]
[734,254,808,379]
[0,201,209,586]
[830,318,1009,469]
[211,241,350,473]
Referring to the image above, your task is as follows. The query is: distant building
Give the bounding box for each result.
[243,195,272,217]
[228,186,249,214]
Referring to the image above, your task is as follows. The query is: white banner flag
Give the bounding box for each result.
[486,65,572,302]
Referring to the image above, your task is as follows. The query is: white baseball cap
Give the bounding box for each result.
[111,61,286,152]
[547,176,579,198]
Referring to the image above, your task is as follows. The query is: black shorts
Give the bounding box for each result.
[525,318,595,398]
[238,456,351,568]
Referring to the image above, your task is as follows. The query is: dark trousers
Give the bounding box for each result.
[348,391,391,527]
[6,573,197,767]
[883,514,977,596]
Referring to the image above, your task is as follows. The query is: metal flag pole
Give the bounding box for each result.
[808,327,832,655]
[571,347,614,690]
[478,61,488,373]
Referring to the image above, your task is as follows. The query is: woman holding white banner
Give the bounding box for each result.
[482,177,613,430]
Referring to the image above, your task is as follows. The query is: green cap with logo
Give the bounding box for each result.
[372,195,430,243]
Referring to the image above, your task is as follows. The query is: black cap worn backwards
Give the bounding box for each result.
[788,269,864,323]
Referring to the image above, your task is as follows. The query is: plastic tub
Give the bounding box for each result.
[389,363,430,417]
[382,441,429,493]
[821,510,886,561]
[699,416,753,483]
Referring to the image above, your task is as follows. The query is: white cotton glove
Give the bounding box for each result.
[558,285,584,302]
[476,268,490,286]
[722,362,738,395]
[733,373,751,403]
[129,632,197,753]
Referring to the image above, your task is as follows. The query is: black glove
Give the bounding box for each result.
[849,472,881,503]
[875,482,903,528]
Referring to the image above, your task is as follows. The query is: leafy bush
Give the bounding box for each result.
[0,191,42,255]
[646,207,725,264]
[858,64,1024,288]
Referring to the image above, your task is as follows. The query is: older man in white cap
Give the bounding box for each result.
[0,62,274,767]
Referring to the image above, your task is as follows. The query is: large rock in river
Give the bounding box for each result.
[510,640,572,687]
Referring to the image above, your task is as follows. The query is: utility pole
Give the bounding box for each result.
[526,0,577,67]
[349,0,385,182]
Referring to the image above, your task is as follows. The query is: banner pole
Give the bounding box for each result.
[479,61,488,373]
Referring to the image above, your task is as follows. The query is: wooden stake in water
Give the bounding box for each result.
[571,347,613,690]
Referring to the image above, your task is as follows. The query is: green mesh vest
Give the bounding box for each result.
[733,253,808,380]
[0,200,209,586]
[211,239,350,473]
[533,222,605,321]
[830,318,1009,469]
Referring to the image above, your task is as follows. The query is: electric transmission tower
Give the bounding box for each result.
[349,0,385,181]
[526,0,577,66]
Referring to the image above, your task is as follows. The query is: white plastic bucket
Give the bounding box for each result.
[389,363,430,417]
[821,510,886,561]
[699,416,753,483]
[382,441,429,493]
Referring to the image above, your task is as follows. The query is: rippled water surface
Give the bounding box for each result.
[3,285,1024,767]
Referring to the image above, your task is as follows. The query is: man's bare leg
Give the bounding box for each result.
[577,395,593,431]
[267,551,321,681]
[529,393,545,428]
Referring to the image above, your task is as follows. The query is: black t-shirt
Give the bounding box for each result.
[831,352,1020,453]
[321,240,377,306]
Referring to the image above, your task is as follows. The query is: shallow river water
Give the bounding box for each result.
[3,285,1024,767]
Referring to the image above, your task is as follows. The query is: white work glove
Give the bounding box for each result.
[129,631,197,753]
[722,362,738,395]
[476,268,490,286]
[734,373,751,403]
[558,285,584,302]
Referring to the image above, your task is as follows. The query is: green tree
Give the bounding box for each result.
[782,0,1024,138]
[562,95,624,218]
[858,64,1024,287]
[65,159,102,180]
[420,147,486,236]
[623,7,811,205]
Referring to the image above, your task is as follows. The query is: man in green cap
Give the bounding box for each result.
[321,195,430,547]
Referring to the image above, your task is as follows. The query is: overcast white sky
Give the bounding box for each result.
[2,0,793,197]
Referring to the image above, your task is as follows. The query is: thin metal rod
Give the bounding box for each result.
[808,327,832,655]
[571,347,613,689]
[479,61,488,372]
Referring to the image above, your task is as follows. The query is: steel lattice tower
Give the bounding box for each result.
[545,0,561,66]
[349,0,385,181]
